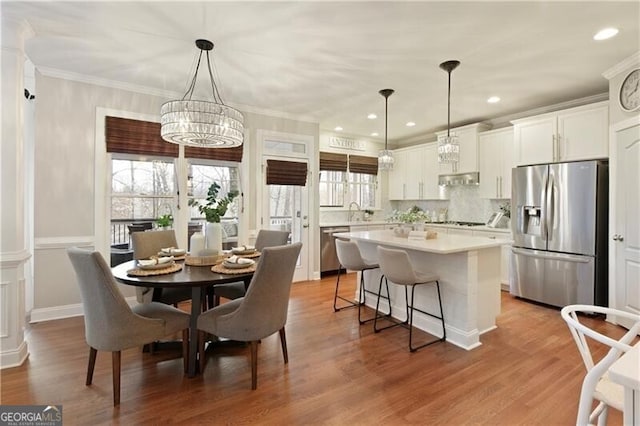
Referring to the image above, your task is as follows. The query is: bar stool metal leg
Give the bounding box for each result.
[360,271,391,324]
[407,281,446,352]
[333,265,358,311]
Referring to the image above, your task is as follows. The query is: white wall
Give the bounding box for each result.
[31,74,319,320]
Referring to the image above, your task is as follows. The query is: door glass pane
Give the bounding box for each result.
[268,185,299,245]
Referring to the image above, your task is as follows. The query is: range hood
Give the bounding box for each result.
[438,171,480,186]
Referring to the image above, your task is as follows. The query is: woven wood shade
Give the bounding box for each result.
[106,116,178,157]
[266,160,307,186]
[185,145,243,162]
[349,155,378,175]
[319,152,348,172]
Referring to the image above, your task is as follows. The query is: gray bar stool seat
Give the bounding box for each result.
[334,239,391,324]
[375,246,446,352]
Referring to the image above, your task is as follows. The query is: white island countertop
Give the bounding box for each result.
[334,229,508,255]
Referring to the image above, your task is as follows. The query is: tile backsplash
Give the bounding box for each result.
[392,185,508,223]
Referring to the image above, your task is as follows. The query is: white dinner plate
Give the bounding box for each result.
[223,259,255,269]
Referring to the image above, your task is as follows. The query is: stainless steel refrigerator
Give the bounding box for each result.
[510,160,608,307]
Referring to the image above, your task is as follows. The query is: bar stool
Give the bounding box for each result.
[334,239,391,324]
[375,246,446,352]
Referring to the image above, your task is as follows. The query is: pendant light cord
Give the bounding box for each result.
[181,47,226,105]
[384,95,388,150]
[447,70,451,137]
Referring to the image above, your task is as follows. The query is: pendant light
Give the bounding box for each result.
[438,60,460,164]
[378,89,395,170]
[160,39,244,148]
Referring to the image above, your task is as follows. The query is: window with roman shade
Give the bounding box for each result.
[266,160,308,186]
[319,152,347,207]
[105,115,243,162]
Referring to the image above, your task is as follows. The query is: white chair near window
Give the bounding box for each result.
[561,305,640,426]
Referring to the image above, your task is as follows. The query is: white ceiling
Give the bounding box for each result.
[4,1,639,143]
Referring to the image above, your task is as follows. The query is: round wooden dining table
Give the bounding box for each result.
[112,259,254,377]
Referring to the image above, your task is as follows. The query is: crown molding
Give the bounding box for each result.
[36,66,320,125]
[602,52,640,80]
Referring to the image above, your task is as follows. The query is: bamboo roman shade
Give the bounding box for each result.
[319,152,348,172]
[266,160,308,186]
[105,116,243,162]
[348,155,378,175]
[184,145,243,162]
[105,116,178,157]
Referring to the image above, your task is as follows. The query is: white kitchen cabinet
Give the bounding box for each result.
[473,229,512,287]
[513,101,608,166]
[436,123,490,174]
[478,127,514,199]
[387,144,446,201]
[387,149,408,200]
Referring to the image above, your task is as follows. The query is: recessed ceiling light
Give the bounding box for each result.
[367,113,377,119]
[371,132,379,137]
[593,28,619,41]
[487,96,501,104]
[334,126,343,131]
[406,121,416,127]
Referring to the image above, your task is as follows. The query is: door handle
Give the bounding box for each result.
[612,234,624,241]
[303,224,309,229]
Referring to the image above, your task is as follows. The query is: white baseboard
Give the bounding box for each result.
[0,341,29,369]
[29,296,138,323]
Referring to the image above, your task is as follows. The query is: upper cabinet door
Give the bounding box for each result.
[557,103,609,162]
[387,149,407,200]
[514,115,555,166]
[422,143,446,200]
[479,128,513,199]
[404,146,424,199]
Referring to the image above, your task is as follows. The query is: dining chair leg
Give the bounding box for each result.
[182,329,189,374]
[278,327,288,364]
[112,351,121,406]
[250,341,259,390]
[198,330,206,373]
[86,347,97,386]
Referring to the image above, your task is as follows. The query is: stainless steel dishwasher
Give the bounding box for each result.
[320,227,350,275]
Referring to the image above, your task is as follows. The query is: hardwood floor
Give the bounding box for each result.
[1,274,629,425]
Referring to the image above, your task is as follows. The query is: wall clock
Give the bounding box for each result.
[619,68,640,112]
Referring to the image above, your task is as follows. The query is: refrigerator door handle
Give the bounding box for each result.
[546,172,555,241]
[540,171,549,240]
[511,248,591,263]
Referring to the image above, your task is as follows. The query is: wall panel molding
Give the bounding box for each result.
[0,281,9,337]
[34,236,94,250]
[30,296,138,323]
[0,249,31,268]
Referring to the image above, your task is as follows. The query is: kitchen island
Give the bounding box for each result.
[333,229,507,350]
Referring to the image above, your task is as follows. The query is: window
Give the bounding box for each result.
[188,162,241,238]
[110,156,175,243]
[348,172,377,209]
[319,170,345,207]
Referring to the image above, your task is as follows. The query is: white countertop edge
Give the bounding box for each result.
[320,222,511,234]
[334,230,506,254]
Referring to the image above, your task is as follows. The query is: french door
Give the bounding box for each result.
[262,159,310,282]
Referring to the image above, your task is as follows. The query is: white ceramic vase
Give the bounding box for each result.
[189,231,205,256]
[205,222,222,253]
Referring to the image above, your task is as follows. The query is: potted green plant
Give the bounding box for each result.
[155,214,173,229]
[363,209,374,221]
[189,183,239,252]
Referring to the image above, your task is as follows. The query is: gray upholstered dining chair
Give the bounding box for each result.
[212,229,291,304]
[67,247,190,406]
[131,229,191,306]
[197,242,302,390]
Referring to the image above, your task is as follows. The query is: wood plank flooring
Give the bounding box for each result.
[1,274,630,425]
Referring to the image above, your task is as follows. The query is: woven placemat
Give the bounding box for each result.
[211,263,257,275]
[127,263,183,277]
[158,254,186,261]
[233,251,261,259]
[185,254,223,266]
